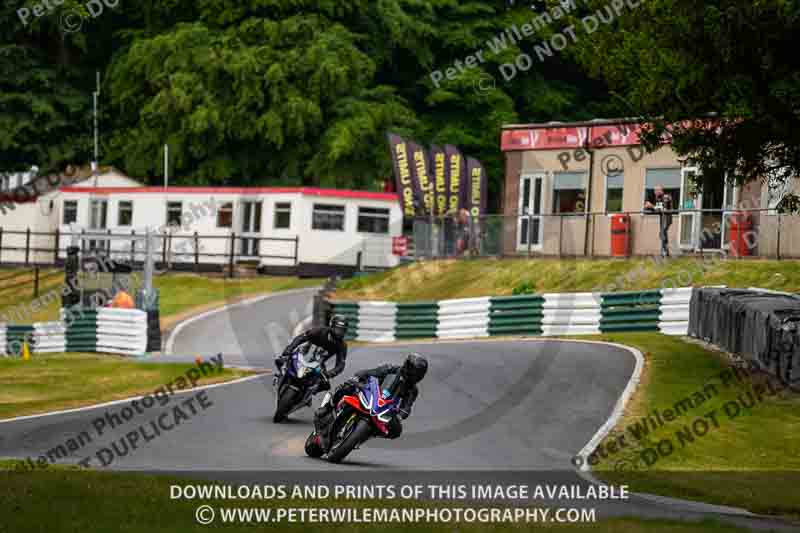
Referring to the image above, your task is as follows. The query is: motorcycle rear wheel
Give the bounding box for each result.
[325,418,372,464]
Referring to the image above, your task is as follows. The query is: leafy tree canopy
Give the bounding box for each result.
[1,0,611,205]
[557,0,800,210]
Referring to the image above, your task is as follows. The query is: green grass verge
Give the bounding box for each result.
[0,269,320,324]
[0,467,754,533]
[335,258,800,301]
[154,274,320,320]
[0,272,313,418]
[582,333,800,517]
[0,353,253,420]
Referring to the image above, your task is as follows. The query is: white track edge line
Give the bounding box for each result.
[164,287,319,355]
[0,374,264,425]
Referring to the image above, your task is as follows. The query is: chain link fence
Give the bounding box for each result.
[410,209,800,260]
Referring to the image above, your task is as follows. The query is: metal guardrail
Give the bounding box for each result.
[0,228,300,277]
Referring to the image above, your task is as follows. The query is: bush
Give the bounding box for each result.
[512,280,537,295]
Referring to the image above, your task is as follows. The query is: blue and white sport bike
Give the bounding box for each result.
[272,346,329,423]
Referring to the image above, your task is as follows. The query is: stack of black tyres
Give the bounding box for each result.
[689,288,800,385]
[139,289,162,353]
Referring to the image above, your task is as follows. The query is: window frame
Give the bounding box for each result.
[117,200,134,227]
[166,201,183,228]
[63,200,78,225]
[643,167,682,209]
[311,203,346,232]
[551,171,588,215]
[216,202,234,229]
[273,202,292,230]
[356,206,391,235]
[604,173,625,214]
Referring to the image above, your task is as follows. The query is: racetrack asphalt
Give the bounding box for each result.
[1,289,796,530]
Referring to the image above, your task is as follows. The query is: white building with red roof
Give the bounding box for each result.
[0,169,402,276]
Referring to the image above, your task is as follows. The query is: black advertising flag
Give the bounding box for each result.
[408,141,434,216]
[387,133,419,217]
[466,157,488,217]
[445,144,465,214]
[430,144,449,217]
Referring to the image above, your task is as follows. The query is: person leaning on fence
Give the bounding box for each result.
[456,209,472,256]
[644,185,674,257]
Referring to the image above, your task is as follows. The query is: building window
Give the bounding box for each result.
[605,173,624,213]
[274,202,291,229]
[552,172,587,214]
[357,207,390,234]
[644,168,681,207]
[217,202,233,228]
[63,200,78,225]
[166,202,183,227]
[118,201,133,226]
[312,204,345,231]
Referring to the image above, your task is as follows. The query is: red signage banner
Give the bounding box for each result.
[501,122,648,152]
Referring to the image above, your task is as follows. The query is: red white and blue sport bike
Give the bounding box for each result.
[305,377,399,463]
[273,346,329,423]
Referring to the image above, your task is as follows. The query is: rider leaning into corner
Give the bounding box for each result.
[275,314,350,392]
[310,353,429,452]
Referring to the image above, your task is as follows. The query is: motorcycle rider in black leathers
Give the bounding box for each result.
[311,353,428,451]
[275,315,349,393]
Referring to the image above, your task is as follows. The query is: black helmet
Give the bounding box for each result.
[329,315,348,340]
[401,353,428,383]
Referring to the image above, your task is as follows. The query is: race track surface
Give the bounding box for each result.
[1,289,795,530]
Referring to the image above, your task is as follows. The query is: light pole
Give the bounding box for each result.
[92,71,100,187]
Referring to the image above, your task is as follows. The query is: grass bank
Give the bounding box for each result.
[0,467,754,533]
[334,258,800,301]
[0,353,253,420]
[584,333,800,517]
[0,269,320,324]
[0,271,314,419]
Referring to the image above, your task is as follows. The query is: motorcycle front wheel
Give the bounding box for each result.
[273,386,301,423]
[325,417,372,464]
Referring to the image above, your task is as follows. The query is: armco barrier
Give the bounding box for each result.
[488,295,544,336]
[328,288,694,343]
[396,302,439,340]
[4,325,34,356]
[63,307,148,356]
[32,322,66,354]
[437,297,490,339]
[0,306,154,358]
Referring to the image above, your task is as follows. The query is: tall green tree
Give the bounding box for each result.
[2,0,611,203]
[558,0,800,210]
